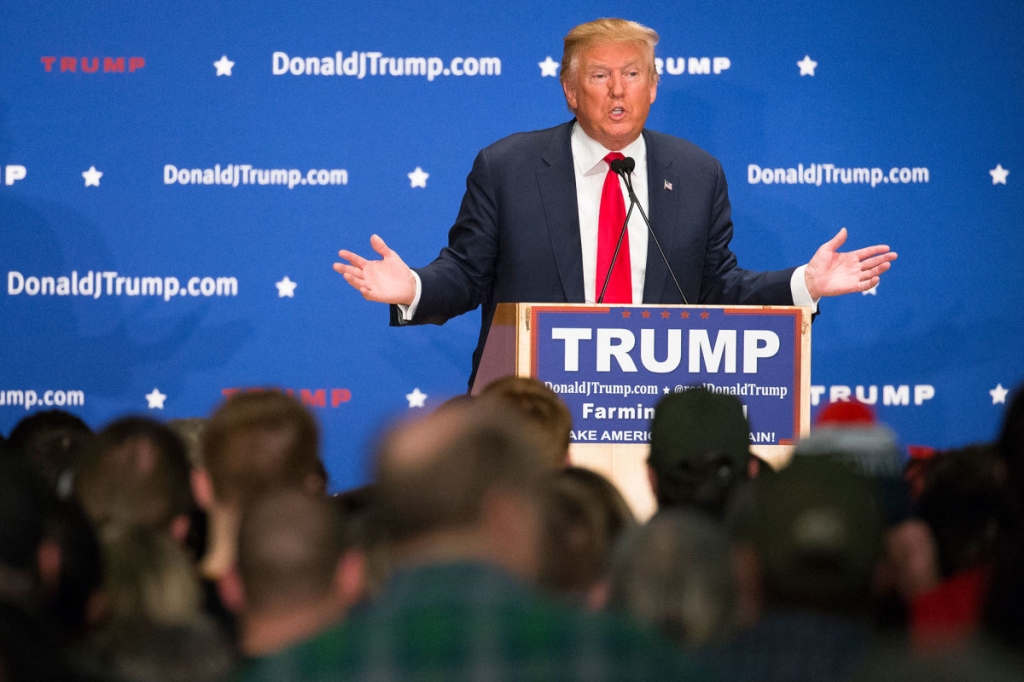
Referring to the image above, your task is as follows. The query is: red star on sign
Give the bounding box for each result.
[641,311,651,319]
[621,311,631,318]
[700,311,710,319]
[661,311,671,319]
[680,311,690,319]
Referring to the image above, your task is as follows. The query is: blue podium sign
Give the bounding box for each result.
[529,305,810,446]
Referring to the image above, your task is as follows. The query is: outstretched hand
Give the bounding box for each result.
[334,234,416,306]
[804,228,897,299]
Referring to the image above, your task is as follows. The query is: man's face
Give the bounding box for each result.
[562,40,657,151]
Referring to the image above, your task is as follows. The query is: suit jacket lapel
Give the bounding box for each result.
[642,130,681,303]
[537,121,584,302]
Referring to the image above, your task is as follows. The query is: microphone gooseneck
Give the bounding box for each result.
[612,156,689,305]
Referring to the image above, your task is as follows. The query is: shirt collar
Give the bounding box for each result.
[571,121,647,176]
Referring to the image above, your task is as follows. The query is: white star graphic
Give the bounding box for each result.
[214,55,235,76]
[145,388,167,410]
[538,56,560,77]
[990,164,1009,185]
[406,388,428,408]
[862,284,878,296]
[275,276,297,298]
[990,383,1009,405]
[82,166,103,187]
[408,167,429,188]
[797,55,818,76]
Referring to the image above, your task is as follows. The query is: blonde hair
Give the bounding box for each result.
[560,18,659,85]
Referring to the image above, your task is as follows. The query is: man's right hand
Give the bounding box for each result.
[334,234,416,306]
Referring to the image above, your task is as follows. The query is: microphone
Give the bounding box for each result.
[610,157,634,176]
[612,156,689,305]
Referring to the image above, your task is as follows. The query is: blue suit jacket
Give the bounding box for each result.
[392,120,796,387]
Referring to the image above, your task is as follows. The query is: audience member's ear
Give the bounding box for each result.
[880,519,940,601]
[334,550,368,608]
[218,565,246,615]
[36,538,63,596]
[304,472,327,495]
[731,542,762,629]
[169,514,191,545]
[483,488,541,581]
[646,464,659,499]
[586,578,610,612]
[191,468,214,510]
[85,589,108,627]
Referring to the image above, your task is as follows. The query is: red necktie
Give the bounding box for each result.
[595,152,631,303]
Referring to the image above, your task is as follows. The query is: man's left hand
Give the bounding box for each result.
[804,227,897,299]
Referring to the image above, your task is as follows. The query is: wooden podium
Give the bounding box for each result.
[471,303,812,519]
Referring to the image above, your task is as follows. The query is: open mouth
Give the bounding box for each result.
[610,107,626,119]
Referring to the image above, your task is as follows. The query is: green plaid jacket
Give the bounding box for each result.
[237,561,709,681]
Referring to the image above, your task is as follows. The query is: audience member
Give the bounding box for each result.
[94,523,234,682]
[168,417,212,564]
[75,416,195,543]
[909,444,1003,648]
[0,458,98,681]
[698,456,885,682]
[6,409,92,497]
[984,383,1024,657]
[537,466,635,606]
[648,388,751,518]
[227,490,365,659]
[94,524,204,647]
[167,417,207,469]
[42,498,105,645]
[332,484,391,600]
[797,401,912,524]
[237,402,701,681]
[194,391,326,584]
[479,375,573,468]
[796,402,943,636]
[608,509,737,648]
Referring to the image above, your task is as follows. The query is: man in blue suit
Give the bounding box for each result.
[335,18,896,387]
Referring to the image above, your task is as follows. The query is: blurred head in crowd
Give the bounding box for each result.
[167,417,208,468]
[43,498,104,640]
[648,388,750,517]
[480,375,573,468]
[194,391,326,581]
[797,401,911,525]
[93,522,235,682]
[6,409,92,496]
[333,485,391,600]
[752,456,884,615]
[374,400,547,580]
[75,416,194,542]
[0,458,103,682]
[537,466,635,605]
[917,444,1002,578]
[608,509,737,648]
[199,391,325,510]
[985,383,1024,653]
[997,383,1024,506]
[95,524,203,649]
[0,458,57,604]
[230,490,364,656]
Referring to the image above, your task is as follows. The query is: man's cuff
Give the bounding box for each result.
[790,265,819,311]
[396,270,423,322]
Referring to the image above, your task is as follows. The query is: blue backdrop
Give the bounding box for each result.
[2,0,1021,490]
